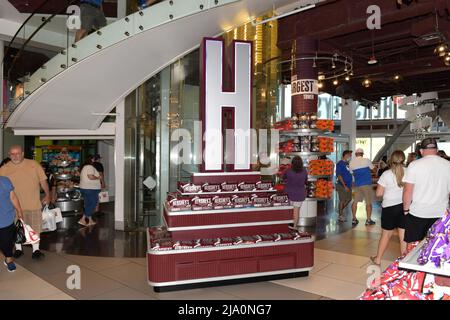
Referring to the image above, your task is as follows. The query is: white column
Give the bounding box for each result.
[341,99,357,151]
[0,41,4,160]
[117,0,127,19]
[114,100,125,231]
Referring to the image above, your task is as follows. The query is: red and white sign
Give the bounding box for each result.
[200,38,253,172]
[291,75,318,96]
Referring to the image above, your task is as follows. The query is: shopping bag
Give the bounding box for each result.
[14,220,26,244]
[47,203,63,223]
[42,206,57,233]
[23,220,40,245]
[98,190,109,203]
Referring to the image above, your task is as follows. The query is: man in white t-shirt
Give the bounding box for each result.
[403,138,450,243]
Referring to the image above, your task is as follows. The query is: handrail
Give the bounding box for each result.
[5,0,79,82]
[2,0,55,66]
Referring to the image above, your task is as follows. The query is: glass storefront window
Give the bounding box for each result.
[356,104,370,120]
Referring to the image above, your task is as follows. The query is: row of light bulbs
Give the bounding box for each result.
[317,74,401,89]
[434,43,450,66]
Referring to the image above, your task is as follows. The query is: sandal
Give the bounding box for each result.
[78,219,88,226]
[370,256,380,266]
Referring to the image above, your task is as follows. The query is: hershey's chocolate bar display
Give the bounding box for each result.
[166,193,191,211]
[221,182,239,192]
[191,196,213,211]
[238,182,256,192]
[173,240,195,250]
[212,195,233,210]
[178,182,202,194]
[231,194,251,208]
[202,183,221,193]
[256,181,274,191]
[250,193,272,207]
[270,194,290,206]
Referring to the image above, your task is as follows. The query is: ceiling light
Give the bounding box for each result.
[445,56,450,62]
[331,59,336,69]
[435,43,448,57]
[312,59,316,68]
[394,75,400,80]
[368,55,378,65]
[345,75,350,81]
[318,74,325,81]
[362,79,372,88]
[318,82,323,89]
[333,79,339,86]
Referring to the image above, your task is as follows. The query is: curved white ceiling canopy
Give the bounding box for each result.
[7,0,298,130]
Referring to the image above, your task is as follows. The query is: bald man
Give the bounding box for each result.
[0,145,50,260]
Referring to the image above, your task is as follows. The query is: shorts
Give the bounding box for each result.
[336,184,352,203]
[290,201,303,208]
[404,214,439,243]
[381,204,406,230]
[23,209,43,235]
[80,3,107,31]
[353,185,374,205]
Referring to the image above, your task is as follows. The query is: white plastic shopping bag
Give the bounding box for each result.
[53,207,63,223]
[22,220,40,245]
[42,206,57,232]
[98,190,109,203]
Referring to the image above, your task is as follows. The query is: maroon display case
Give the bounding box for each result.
[147,172,315,292]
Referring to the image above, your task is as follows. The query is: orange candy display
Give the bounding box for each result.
[318,137,334,153]
[315,179,334,199]
[309,160,334,176]
[316,120,334,131]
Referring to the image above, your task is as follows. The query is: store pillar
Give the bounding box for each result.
[341,99,357,152]
[114,100,125,231]
[291,37,318,115]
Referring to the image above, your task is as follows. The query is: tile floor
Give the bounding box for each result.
[0,201,403,300]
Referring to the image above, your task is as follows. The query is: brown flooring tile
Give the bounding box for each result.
[15,248,74,277]
[215,281,322,300]
[125,257,147,267]
[44,267,125,299]
[64,254,131,272]
[38,293,75,300]
[97,262,155,296]
[0,274,62,300]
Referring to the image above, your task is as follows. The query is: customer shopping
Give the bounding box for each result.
[283,156,307,229]
[335,150,353,222]
[370,150,407,266]
[403,138,450,243]
[0,145,50,260]
[0,176,24,272]
[79,156,102,226]
[349,148,378,226]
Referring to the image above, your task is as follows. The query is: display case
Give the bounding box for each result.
[42,146,83,214]
[147,171,314,292]
[276,115,335,226]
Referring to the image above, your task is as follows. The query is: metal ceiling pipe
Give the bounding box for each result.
[291,36,319,115]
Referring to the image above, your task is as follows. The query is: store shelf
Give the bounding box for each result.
[308,175,332,179]
[399,241,450,277]
[280,129,331,136]
[280,152,331,157]
[148,236,315,255]
[177,189,277,196]
[165,204,293,216]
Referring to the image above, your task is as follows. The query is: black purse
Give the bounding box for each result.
[15,220,26,244]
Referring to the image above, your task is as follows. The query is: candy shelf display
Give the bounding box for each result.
[361,210,450,300]
[147,171,314,292]
[42,146,83,214]
[276,113,335,227]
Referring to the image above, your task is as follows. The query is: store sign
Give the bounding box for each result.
[291,75,318,99]
[200,38,252,172]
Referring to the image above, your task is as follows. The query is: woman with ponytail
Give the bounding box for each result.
[370,150,407,266]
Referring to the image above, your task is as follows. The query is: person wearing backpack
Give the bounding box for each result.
[0,176,24,272]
